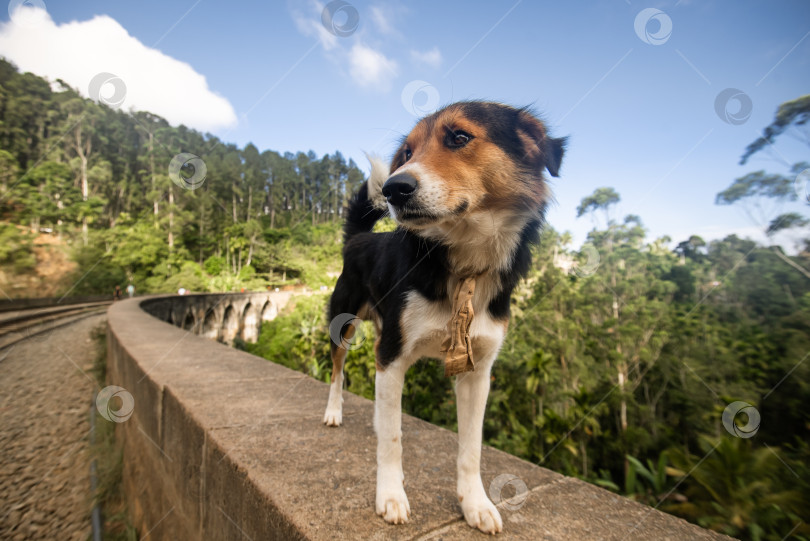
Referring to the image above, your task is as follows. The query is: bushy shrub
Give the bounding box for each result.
[0,223,35,272]
[204,255,226,276]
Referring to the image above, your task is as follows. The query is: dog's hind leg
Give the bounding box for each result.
[324,280,367,427]
[455,353,503,534]
[374,356,413,524]
[323,342,348,426]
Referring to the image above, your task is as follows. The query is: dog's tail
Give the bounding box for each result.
[343,154,389,242]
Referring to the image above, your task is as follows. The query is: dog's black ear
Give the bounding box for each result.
[544,136,567,178]
[517,110,567,178]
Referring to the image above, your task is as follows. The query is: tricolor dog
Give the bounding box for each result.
[324,101,565,534]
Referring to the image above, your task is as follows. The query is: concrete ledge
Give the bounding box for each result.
[106,295,733,540]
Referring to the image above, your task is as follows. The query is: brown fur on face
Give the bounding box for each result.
[386,102,565,231]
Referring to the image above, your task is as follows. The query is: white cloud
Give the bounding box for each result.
[410,47,442,69]
[292,1,398,92]
[369,6,394,35]
[349,43,398,90]
[0,6,237,132]
[292,0,339,51]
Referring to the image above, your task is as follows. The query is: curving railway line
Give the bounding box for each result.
[0,297,112,350]
[0,297,112,541]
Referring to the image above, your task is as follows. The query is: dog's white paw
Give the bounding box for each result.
[376,490,410,524]
[323,407,342,426]
[461,493,503,534]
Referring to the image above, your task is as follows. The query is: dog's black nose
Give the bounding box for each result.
[382,173,417,207]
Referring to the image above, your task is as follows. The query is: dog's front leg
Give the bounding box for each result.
[374,358,411,524]
[455,357,503,534]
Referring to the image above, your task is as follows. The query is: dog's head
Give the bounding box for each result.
[369,101,566,232]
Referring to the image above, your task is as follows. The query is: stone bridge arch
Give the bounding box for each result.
[182,310,195,331]
[140,291,295,346]
[202,308,219,341]
[242,303,260,342]
[221,306,239,344]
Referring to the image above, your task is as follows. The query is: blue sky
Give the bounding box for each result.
[2,0,809,249]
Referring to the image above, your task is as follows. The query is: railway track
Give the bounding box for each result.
[0,298,113,350]
[1,299,109,540]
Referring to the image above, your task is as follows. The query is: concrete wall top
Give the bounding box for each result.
[105,296,735,540]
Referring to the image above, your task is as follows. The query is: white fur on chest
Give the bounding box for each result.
[399,278,507,363]
[423,209,533,275]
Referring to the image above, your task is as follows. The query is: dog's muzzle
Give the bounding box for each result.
[382,173,417,207]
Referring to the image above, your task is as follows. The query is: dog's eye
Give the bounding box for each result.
[404,148,412,161]
[446,130,473,149]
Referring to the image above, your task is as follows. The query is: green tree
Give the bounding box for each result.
[576,187,620,228]
[717,170,809,280]
[741,94,810,165]
[668,436,806,540]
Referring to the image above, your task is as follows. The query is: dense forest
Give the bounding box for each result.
[0,58,363,296]
[1,59,808,540]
